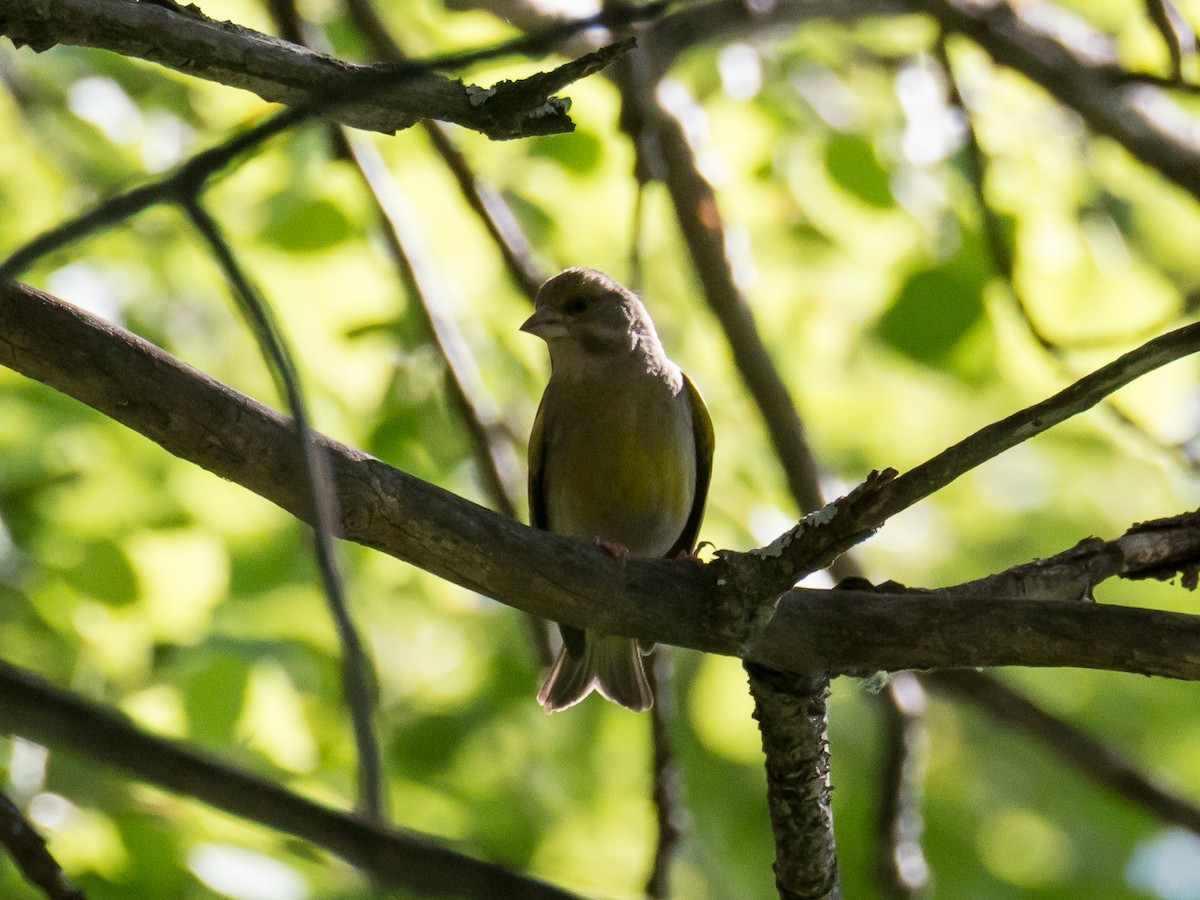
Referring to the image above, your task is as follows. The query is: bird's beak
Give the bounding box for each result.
[520,307,567,341]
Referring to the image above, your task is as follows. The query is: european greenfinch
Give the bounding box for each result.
[522,267,714,713]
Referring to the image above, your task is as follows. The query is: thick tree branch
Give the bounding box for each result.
[0,659,578,899]
[751,589,1200,678]
[746,666,840,900]
[7,282,1200,678]
[0,0,636,139]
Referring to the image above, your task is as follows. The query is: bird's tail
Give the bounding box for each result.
[537,633,653,713]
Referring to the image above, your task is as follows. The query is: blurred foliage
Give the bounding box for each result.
[3,0,1200,898]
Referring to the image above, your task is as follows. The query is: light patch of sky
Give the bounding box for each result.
[28,791,75,830]
[718,43,763,102]
[47,262,122,323]
[789,66,862,131]
[896,58,965,168]
[68,76,142,145]
[6,738,48,799]
[189,844,309,900]
[724,224,757,289]
[656,78,729,186]
[1017,3,1116,65]
[143,110,195,172]
[1128,829,1200,900]
[1129,88,1200,152]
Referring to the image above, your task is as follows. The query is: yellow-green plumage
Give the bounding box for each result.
[524,267,714,713]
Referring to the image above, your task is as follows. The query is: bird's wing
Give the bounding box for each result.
[528,391,587,658]
[667,372,715,559]
[528,392,549,531]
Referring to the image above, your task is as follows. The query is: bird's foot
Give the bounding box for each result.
[674,541,713,564]
[595,539,630,558]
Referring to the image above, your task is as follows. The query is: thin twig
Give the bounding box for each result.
[927,670,1200,834]
[180,197,386,821]
[645,650,685,898]
[280,0,551,662]
[0,658,580,899]
[0,792,84,900]
[648,84,826,516]
[874,674,929,899]
[735,318,1200,592]
[935,34,1200,471]
[1143,0,1196,81]
[0,17,640,283]
[341,0,551,301]
[340,130,553,665]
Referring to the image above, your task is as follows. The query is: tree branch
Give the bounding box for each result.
[874,674,929,899]
[0,0,635,139]
[341,0,549,301]
[732,320,1200,594]
[746,666,840,900]
[0,659,578,899]
[0,792,83,900]
[8,281,1200,676]
[913,0,1200,202]
[181,196,386,820]
[926,670,1200,835]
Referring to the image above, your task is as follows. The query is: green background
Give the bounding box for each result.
[4,0,1200,896]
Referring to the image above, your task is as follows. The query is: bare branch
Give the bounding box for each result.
[340,131,552,664]
[1143,0,1196,81]
[915,0,1200,202]
[645,651,685,899]
[649,91,826,517]
[0,659,580,899]
[732,320,1200,593]
[8,282,1200,679]
[753,588,1200,679]
[340,0,548,301]
[0,0,637,139]
[0,792,84,900]
[181,197,386,820]
[927,670,1200,835]
[746,666,840,900]
[874,675,929,899]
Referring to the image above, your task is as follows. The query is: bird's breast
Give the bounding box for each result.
[541,376,697,558]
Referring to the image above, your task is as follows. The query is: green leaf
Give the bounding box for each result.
[876,266,985,364]
[62,541,139,607]
[529,129,603,175]
[183,653,250,745]
[260,195,355,253]
[824,133,894,208]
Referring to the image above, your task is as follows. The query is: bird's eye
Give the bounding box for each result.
[563,297,588,315]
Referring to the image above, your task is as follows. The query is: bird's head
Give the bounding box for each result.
[522,268,662,366]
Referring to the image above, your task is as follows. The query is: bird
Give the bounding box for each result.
[521,267,714,713]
